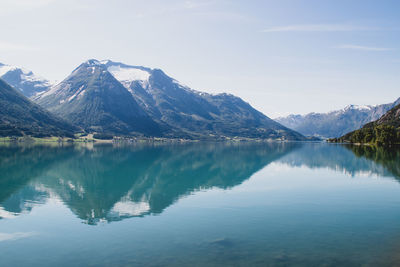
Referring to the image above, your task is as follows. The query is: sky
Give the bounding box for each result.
[0,0,399,118]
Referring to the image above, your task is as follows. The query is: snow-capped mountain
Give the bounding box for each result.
[34,59,305,140]
[34,60,160,136]
[275,99,400,138]
[101,60,305,140]
[0,63,52,98]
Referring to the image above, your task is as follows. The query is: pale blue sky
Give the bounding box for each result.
[0,0,399,117]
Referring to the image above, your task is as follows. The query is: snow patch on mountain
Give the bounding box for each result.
[342,104,374,112]
[37,83,62,98]
[0,63,52,97]
[107,64,151,88]
[0,64,15,76]
[68,85,86,102]
[84,59,102,66]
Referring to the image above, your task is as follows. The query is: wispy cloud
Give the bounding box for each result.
[335,44,392,51]
[262,24,377,33]
[0,41,37,52]
[0,232,38,242]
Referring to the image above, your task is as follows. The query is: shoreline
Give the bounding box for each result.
[0,135,322,145]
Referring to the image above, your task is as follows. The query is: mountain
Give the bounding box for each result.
[98,60,305,140]
[0,79,77,137]
[0,63,51,98]
[34,59,305,140]
[331,104,400,145]
[373,104,400,128]
[276,98,400,138]
[34,60,161,136]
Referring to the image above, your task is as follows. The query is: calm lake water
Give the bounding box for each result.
[1,142,400,266]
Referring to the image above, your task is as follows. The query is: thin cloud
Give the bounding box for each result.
[336,44,392,51]
[262,24,377,32]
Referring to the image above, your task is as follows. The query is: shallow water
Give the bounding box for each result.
[1,142,400,266]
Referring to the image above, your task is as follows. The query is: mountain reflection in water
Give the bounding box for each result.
[279,143,400,179]
[1,142,399,225]
[0,142,299,224]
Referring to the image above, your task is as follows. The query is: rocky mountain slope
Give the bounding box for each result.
[0,79,77,137]
[34,60,161,136]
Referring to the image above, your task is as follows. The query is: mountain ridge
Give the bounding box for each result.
[34,60,162,136]
[330,103,400,145]
[0,79,77,137]
[276,98,400,138]
[0,62,52,98]
[34,59,305,140]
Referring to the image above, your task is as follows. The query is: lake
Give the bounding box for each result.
[1,142,400,266]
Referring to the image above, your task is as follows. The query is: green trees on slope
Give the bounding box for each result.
[329,103,400,146]
[330,125,400,146]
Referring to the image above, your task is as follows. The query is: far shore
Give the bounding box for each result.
[0,134,322,145]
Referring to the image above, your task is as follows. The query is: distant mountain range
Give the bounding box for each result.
[0,79,76,137]
[333,103,400,145]
[0,63,51,98]
[32,59,305,140]
[276,98,400,138]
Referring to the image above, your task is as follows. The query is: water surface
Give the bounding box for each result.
[1,142,400,266]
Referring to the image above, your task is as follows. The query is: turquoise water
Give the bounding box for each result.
[1,142,400,266]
